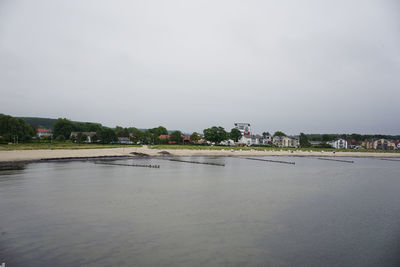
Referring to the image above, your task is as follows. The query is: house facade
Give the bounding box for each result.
[118,137,132,144]
[273,136,299,148]
[159,134,191,144]
[262,133,273,144]
[220,139,235,146]
[37,128,53,138]
[328,138,348,149]
[396,141,400,150]
[233,122,274,146]
[374,139,396,150]
[238,134,266,146]
[365,139,396,150]
[70,132,97,143]
[346,139,362,149]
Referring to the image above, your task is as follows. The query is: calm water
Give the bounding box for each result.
[0,156,400,267]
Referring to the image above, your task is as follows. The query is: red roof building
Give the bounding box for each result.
[37,128,53,138]
[37,128,52,133]
[158,134,191,144]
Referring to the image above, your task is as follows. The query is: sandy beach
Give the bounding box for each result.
[1,146,400,163]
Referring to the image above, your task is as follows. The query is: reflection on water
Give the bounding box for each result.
[0,164,25,172]
[0,157,400,267]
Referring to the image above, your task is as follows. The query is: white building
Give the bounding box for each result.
[238,134,268,146]
[70,132,97,143]
[232,123,274,146]
[220,139,235,146]
[234,122,251,136]
[118,137,133,144]
[262,133,272,144]
[37,128,53,138]
[273,136,299,148]
[327,139,348,149]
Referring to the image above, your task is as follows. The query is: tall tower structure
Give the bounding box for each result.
[234,122,251,136]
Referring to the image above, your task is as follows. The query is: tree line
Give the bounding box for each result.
[0,114,36,143]
[1,114,399,146]
[53,119,186,144]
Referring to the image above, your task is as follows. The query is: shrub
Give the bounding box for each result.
[56,135,65,142]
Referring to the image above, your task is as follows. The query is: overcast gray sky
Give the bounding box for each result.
[0,0,399,134]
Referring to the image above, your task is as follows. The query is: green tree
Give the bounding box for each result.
[0,136,6,144]
[91,134,99,143]
[77,133,88,143]
[129,128,144,144]
[74,122,102,132]
[70,135,77,142]
[273,131,286,137]
[115,126,129,137]
[349,133,362,142]
[98,128,118,144]
[147,126,168,144]
[322,134,334,142]
[190,132,201,143]
[76,132,83,143]
[85,123,102,132]
[143,130,155,144]
[152,126,168,136]
[56,135,65,142]
[53,118,74,140]
[230,128,242,142]
[42,136,52,142]
[169,131,183,143]
[203,126,228,143]
[299,132,311,147]
[139,130,153,144]
[0,114,36,142]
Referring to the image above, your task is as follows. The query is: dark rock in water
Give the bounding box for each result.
[130,152,150,157]
[158,151,171,156]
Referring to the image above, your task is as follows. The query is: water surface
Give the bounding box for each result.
[0,157,399,266]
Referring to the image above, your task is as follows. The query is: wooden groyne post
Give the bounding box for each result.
[168,158,225,167]
[380,158,400,162]
[244,157,295,165]
[317,158,354,163]
[94,162,160,168]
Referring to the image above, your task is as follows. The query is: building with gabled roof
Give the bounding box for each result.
[328,138,348,149]
[37,128,53,138]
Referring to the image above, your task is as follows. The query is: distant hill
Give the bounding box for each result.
[20,117,58,129]
[20,116,190,134]
[20,117,103,130]
[19,117,157,132]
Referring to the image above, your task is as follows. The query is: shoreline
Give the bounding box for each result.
[1,146,400,164]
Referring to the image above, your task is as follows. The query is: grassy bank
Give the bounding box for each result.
[0,142,142,151]
[150,144,400,153]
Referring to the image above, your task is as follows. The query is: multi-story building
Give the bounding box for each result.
[365,139,396,150]
[273,136,299,148]
[328,138,348,149]
[233,123,275,146]
[238,134,265,146]
[234,123,251,136]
